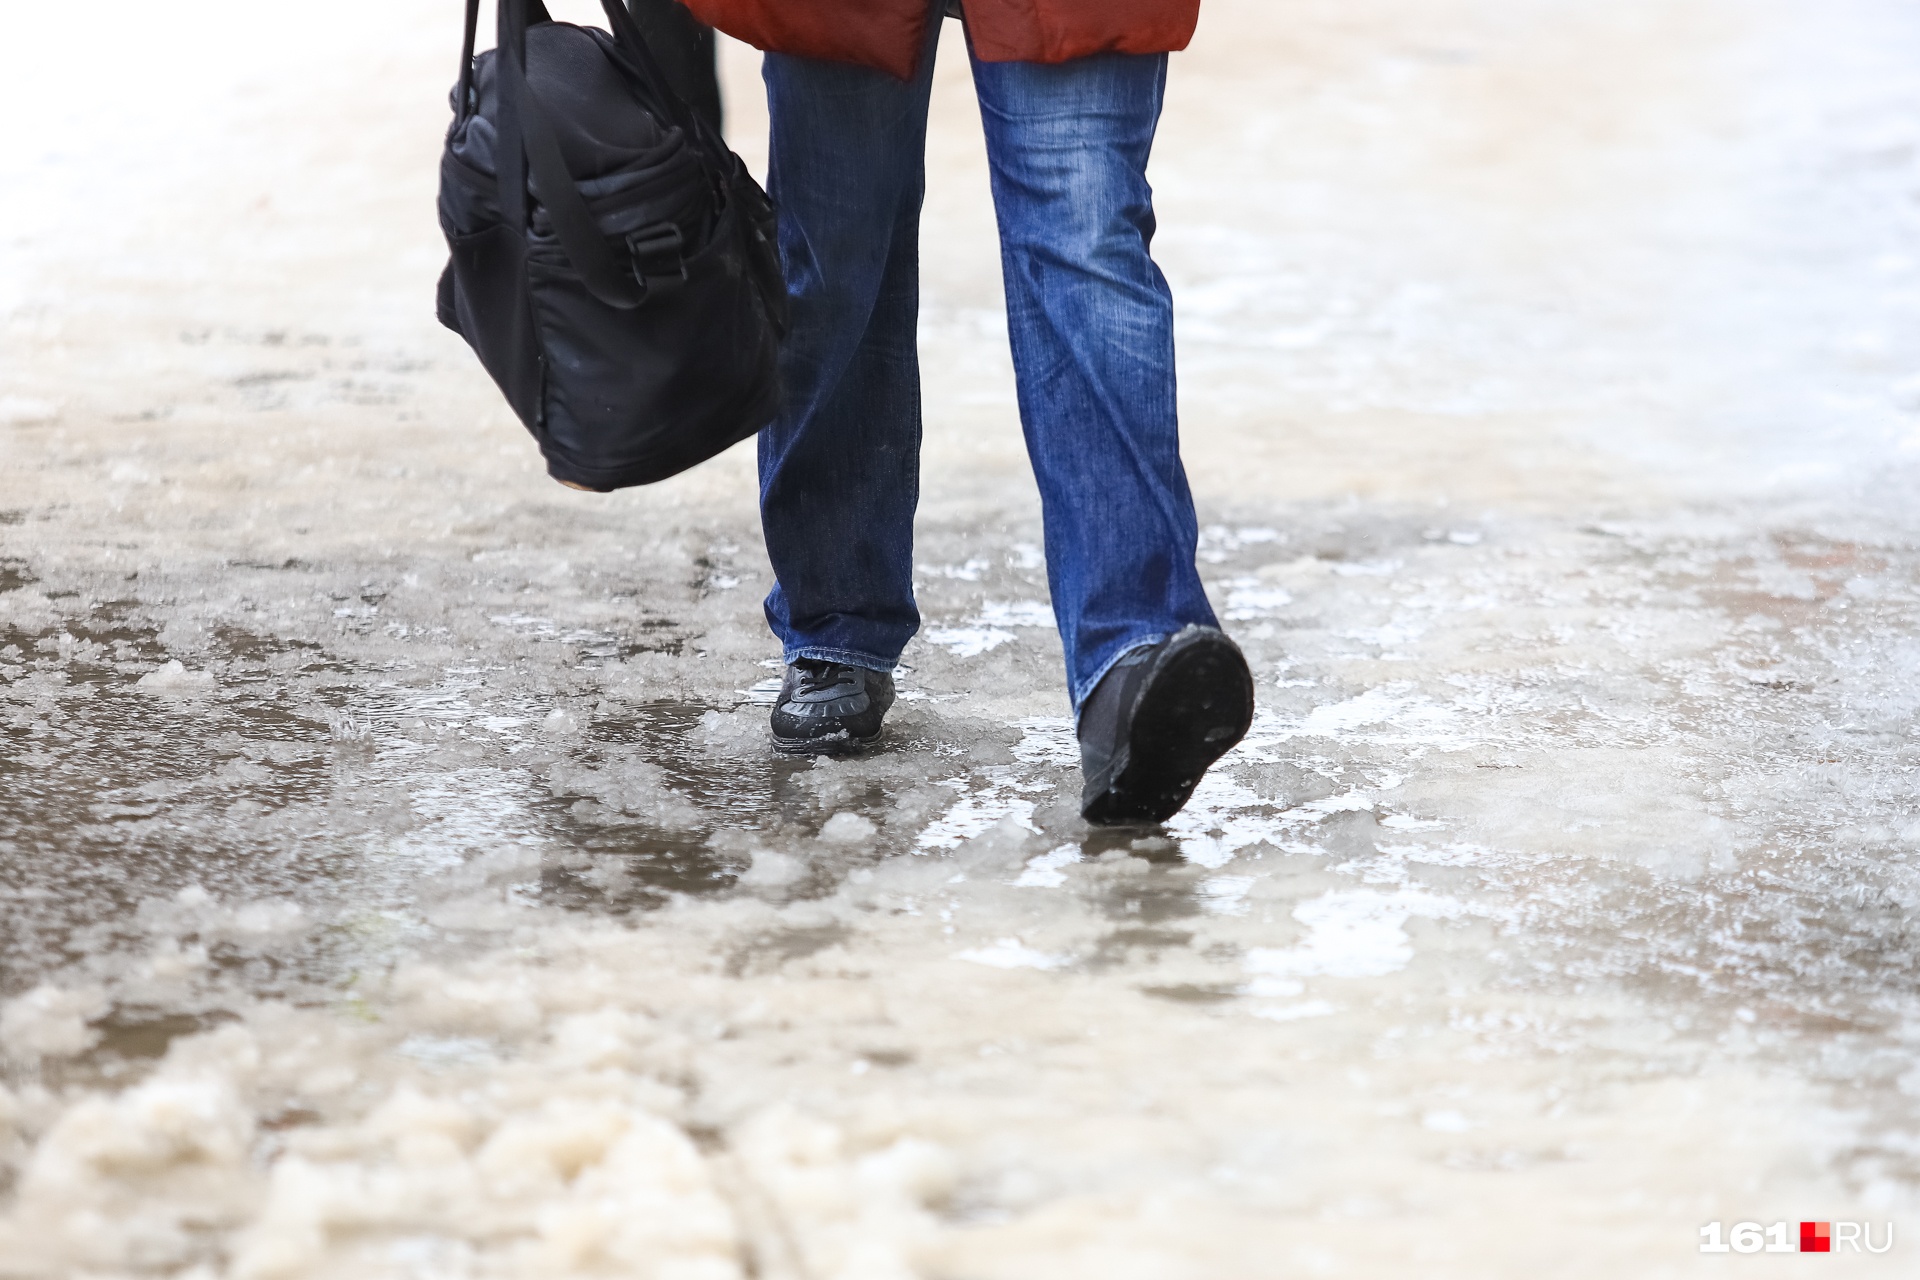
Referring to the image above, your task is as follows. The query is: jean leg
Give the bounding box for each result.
[969,49,1218,709]
[759,21,942,672]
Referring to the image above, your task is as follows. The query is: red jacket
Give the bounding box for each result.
[680,0,1200,79]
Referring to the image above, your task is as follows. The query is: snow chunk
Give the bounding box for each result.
[26,1074,254,1185]
[1014,844,1083,888]
[540,708,582,737]
[694,706,767,751]
[0,984,109,1061]
[819,812,877,846]
[136,659,216,693]
[547,756,704,829]
[738,850,807,889]
[134,886,309,946]
[736,677,784,707]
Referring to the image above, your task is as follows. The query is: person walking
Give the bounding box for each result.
[684,0,1253,825]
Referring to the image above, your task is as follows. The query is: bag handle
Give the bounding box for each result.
[461,0,657,310]
[492,0,531,257]
[454,0,554,122]
[455,0,480,122]
[594,0,701,140]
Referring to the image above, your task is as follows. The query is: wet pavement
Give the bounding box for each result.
[4,0,1920,1276]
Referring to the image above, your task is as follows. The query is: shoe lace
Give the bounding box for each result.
[792,660,848,697]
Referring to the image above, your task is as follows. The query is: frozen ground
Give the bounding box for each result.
[3,0,1920,1275]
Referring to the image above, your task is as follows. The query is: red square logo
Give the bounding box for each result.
[1801,1221,1831,1253]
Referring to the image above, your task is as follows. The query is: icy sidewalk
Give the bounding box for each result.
[4,506,1919,1276]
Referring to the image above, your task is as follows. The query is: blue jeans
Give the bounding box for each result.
[758,9,1218,710]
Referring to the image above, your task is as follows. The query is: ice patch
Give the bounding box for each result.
[1195,791,1391,864]
[955,938,1068,971]
[917,774,1041,852]
[1244,888,1464,979]
[486,613,633,661]
[395,1034,498,1069]
[328,708,374,743]
[1340,621,1428,652]
[1013,844,1082,889]
[975,600,1055,629]
[0,395,61,425]
[1168,772,1300,868]
[225,900,307,935]
[1296,791,1375,819]
[1385,843,1489,868]
[1011,717,1078,768]
[1199,875,1257,916]
[922,558,990,581]
[135,659,215,693]
[738,676,784,706]
[547,757,704,829]
[924,626,1015,657]
[1199,524,1283,563]
[1284,685,1464,745]
[1222,577,1294,620]
[386,770,549,893]
[1250,1000,1339,1023]
[926,601,1054,656]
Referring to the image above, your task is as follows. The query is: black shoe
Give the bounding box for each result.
[770,659,895,756]
[1078,625,1254,826]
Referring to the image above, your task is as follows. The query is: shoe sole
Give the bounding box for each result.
[1081,628,1254,826]
[770,727,884,758]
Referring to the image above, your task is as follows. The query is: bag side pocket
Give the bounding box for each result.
[447,223,546,435]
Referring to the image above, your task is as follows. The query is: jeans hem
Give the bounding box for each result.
[783,645,901,674]
[1071,633,1169,719]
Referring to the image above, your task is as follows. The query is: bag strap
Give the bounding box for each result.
[454,0,687,309]
[455,0,480,122]
[494,0,654,309]
[492,0,529,244]
[596,0,699,139]
[455,0,553,121]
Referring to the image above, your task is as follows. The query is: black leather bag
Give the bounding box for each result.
[437,0,785,491]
